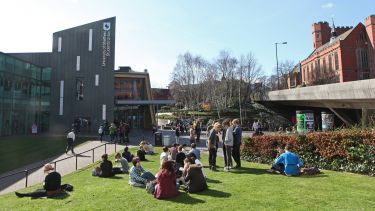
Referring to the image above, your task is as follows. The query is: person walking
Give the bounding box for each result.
[195,122,201,143]
[232,119,242,168]
[98,125,104,142]
[66,129,76,154]
[109,123,116,143]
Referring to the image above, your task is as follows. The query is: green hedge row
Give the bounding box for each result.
[240,128,375,176]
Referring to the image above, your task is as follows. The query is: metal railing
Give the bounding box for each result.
[0,143,117,189]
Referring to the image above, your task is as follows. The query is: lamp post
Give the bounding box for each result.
[275,42,287,90]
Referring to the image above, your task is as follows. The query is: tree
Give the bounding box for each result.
[277,60,295,89]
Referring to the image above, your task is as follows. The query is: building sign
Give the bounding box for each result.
[102,22,111,67]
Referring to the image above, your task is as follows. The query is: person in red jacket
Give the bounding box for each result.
[154,160,179,199]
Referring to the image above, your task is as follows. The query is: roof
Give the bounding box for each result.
[305,27,355,59]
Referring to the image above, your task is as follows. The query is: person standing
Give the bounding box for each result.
[66,129,75,155]
[109,123,116,143]
[232,119,242,168]
[195,122,201,143]
[175,126,180,144]
[223,120,234,171]
[208,122,221,171]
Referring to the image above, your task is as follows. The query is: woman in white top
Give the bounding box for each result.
[223,120,234,171]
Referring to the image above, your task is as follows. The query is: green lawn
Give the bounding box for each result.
[1,147,375,210]
[0,135,90,174]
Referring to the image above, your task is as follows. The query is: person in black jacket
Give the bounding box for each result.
[15,164,65,198]
[100,154,114,177]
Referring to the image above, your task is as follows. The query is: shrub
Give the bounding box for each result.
[241,128,375,176]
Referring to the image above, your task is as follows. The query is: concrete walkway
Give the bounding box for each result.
[0,128,251,195]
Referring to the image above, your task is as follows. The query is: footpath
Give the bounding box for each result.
[0,128,249,195]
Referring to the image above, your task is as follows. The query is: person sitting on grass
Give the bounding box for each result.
[187,153,205,178]
[175,145,186,170]
[140,141,154,155]
[115,152,129,174]
[129,157,156,186]
[184,158,207,193]
[122,146,134,162]
[99,153,114,177]
[274,144,303,176]
[188,143,200,160]
[154,160,179,199]
[160,146,170,166]
[267,144,285,174]
[15,164,68,198]
[137,145,147,161]
[169,143,178,160]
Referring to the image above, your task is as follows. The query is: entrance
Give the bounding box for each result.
[114,106,144,129]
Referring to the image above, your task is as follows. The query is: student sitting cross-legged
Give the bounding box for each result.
[274,144,303,176]
[129,157,156,187]
[154,160,179,199]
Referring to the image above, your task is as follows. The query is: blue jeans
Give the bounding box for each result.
[141,171,156,181]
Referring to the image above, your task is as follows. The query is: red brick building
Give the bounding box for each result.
[290,15,375,88]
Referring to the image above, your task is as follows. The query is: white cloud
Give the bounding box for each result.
[321,3,334,9]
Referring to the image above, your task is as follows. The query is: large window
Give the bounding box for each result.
[114,77,146,100]
[334,52,339,70]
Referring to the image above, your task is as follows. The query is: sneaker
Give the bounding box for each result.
[211,166,218,171]
[224,167,229,172]
[233,165,241,169]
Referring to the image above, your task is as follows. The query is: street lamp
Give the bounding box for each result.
[275,42,287,90]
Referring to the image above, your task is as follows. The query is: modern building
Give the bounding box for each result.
[0,52,51,136]
[288,15,375,88]
[4,17,166,135]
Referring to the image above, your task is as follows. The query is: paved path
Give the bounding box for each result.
[0,129,252,195]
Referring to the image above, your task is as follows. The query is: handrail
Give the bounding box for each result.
[0,143,116,187]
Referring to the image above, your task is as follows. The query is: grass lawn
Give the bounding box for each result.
[0,135,90,174]
[1,147,374,210]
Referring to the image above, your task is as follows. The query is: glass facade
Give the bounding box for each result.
[114,77,145,100]
[0,53,51,136]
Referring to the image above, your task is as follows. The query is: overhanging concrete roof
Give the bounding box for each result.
[264,79,375,109]
[116,100,176,105]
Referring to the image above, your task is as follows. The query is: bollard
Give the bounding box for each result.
[115,142,117,152]
[105,144,107,154]
[92,149,95,163]
[54,161,57,171]
[25,170,29,188]
[75,154,78,170]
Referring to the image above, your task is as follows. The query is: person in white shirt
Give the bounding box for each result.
[66,129,76,154]
[160,146,169,166]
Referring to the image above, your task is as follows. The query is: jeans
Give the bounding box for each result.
[141,171,156,181]
[225,145,233,167]
[208,148,217,167]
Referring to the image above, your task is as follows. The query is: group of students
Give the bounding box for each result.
[207,118,242,172]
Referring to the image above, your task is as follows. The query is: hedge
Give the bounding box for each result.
[240,128,375,176]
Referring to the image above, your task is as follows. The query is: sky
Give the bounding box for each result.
[0,0,374,88]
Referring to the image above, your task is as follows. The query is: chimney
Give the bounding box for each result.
[144,69,148,73]
[118,66,132,72]
[365,15,375,49]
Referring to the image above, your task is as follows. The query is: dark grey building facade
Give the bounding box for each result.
[10,17,116,133]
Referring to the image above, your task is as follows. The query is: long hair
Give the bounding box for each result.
[161,160,175,175]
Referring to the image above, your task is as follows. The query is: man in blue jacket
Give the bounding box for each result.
[274,144,303,176]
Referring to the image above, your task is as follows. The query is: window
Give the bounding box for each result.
[328,55,332,71]
[58,37,62,52]
[334,52,339,70]
[95,74,99,86]
[360,31,366,41]
[316,32,320,39]
[322,58,326,74]
[76,56,80,71]
[76,78,84,101]
[88,29,93,51]
[59,80,64,115]
[102,104,106,120]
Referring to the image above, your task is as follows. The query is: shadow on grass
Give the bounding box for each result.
[30,192,70,200]
[165,192,205,204]
[297,172,328,179]
[193,189,231,198]
[101,175,123,179]
[205,178,222,184]
[229,167,267,175]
